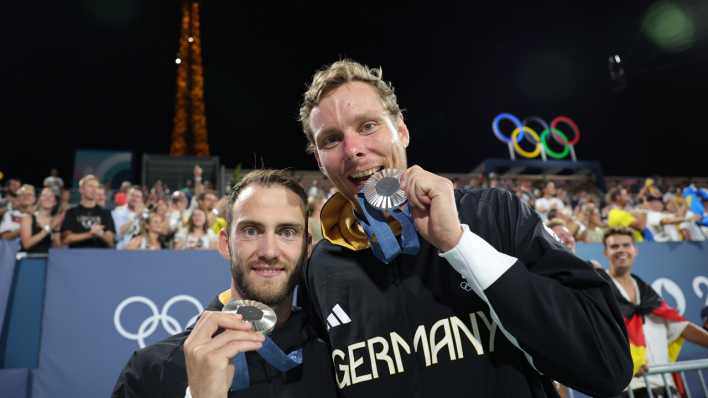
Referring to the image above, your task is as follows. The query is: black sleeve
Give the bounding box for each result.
[60,207,78,233]
[463,189,633,397]
[112,351,150,398]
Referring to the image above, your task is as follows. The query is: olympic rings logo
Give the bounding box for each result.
[491,113,581,160]
[113,295,204,348]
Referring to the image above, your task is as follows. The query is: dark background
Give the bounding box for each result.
[3,1,707,187]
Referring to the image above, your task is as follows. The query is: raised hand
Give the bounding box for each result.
[400,165,462,252]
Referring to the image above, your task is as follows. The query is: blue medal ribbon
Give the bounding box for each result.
[356,192,420,264]
[230,337,304,391]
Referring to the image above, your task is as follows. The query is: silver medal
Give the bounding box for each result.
[362,168,407,210]
[222,299,277,335]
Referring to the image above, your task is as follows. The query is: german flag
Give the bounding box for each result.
[611,274,686,394]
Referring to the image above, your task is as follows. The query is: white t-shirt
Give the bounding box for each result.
[646,210,682,242]
[0,209,24,234]
[611,277,688,390]
[534,197,565,220]
[175,229,216,250]
[681,211,707,241]
[112,205,141,249]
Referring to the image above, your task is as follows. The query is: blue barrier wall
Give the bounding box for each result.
[0,239,20,351]
[0,243,706,397]
[1,257,46,368]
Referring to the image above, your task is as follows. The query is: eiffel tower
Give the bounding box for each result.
[170,0,209,156]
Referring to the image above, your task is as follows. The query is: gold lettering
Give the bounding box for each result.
[429,318,456,364]
[476,311,497,353]
[348,341,372,385]
[332,349,350,389]
[451,315,483,358]
[367,336,396,378]
[413,324,431,367]
[390,331,410,373]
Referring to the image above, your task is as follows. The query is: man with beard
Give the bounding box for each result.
[604,227,708,398]
[297,59,632,397]
[113,170,337,398]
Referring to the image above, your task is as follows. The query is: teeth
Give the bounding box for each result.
[351,167,381,179]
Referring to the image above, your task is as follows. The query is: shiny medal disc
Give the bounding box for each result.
[362,168,407,210]
[222,299,277,335]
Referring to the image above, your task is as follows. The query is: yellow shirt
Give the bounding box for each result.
[210,216,227,236]
[608,208,644,242]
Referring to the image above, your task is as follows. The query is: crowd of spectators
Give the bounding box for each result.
[458,174,708,243]
[1,166,707,254]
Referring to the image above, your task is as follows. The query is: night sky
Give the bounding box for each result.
[4,1,707,187]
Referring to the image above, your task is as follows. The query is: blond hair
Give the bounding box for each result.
[79,174,98,188]
[546,218,567,230]
[298,59,401,152]
[17,184,36,196]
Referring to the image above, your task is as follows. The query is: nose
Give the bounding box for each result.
[342,132,365,160]
[257,232,279,264]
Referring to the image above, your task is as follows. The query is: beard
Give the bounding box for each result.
[230,247,306,307]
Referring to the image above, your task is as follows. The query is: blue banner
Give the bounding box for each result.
[0,239,19,348]
[31,249,231,398]
[2,256,46,368]
[0,243,703,398]
[0,368,29,397]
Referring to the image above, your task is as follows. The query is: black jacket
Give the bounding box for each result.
[112,295,338,398]
[304,188,633,398]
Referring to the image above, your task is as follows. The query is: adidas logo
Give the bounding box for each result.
[325,304,351,330]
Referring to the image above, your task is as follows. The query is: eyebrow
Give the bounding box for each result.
[277,223,305,232]
[315,112,387,139]
[236,220,305,230]
[315,127,341,141]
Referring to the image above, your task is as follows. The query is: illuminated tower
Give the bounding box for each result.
[170,0,209,156]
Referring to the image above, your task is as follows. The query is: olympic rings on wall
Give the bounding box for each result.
[114,295,203,348]
[491,113,581,160]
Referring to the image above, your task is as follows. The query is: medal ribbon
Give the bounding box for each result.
[356,192,420,263]
[230,337,304,391]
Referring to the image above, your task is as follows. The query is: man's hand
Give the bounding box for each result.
[400,165,462,252]
[90,224,105,237]
[183,311,265,398]
[634,364,649,377]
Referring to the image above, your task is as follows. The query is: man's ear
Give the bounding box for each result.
[396,116,410,148]
[217,228,231,261]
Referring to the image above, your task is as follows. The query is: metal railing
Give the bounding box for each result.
[565,359,708,398]
[627,359,708,398]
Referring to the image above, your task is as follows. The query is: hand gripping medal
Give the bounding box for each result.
[222,299,277,334]
[223,300,303,391]
[356,168,420,264]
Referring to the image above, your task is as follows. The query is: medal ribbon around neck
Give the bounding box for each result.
[355,168,420,264]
